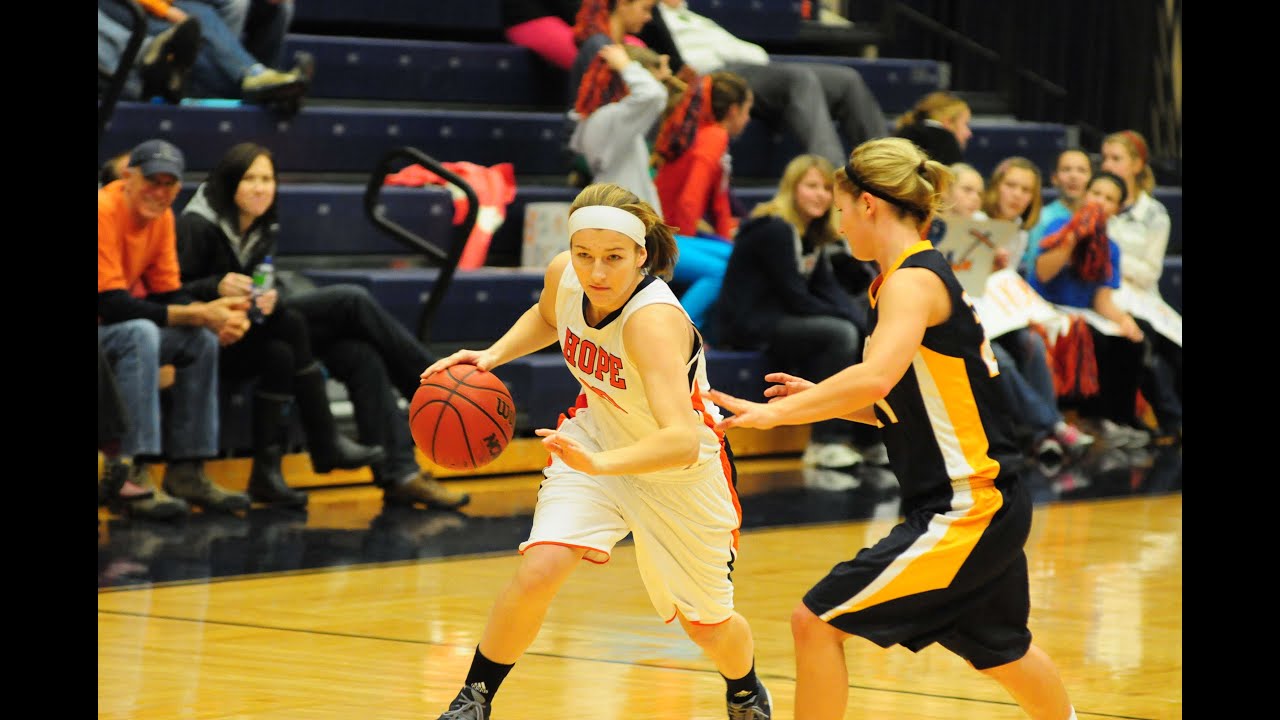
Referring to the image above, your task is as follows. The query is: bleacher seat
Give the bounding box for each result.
[280,35,946,116]
[770,55,948,115]
[103,102,1070,183]
[294,0,501,32]
[176,183,457,256]
[283,35,566,107]
[301,267,545,345]
[687,0,800,42]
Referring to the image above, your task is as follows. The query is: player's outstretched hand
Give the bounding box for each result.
[707,389,784,432]
[535,428,599,474]
[420,348,500,383]
[761,372,815,402]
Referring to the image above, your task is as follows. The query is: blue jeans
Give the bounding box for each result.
[98,319,221,461]
[98,8,146,99]
[101,0,262,99]
[992,328,1061,439]
[672,234,733,334]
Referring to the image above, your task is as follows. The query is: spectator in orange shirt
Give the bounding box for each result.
[98,139,253,519]
[652,70,753,336]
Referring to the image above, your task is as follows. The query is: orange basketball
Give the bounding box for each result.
[411,363,516,470]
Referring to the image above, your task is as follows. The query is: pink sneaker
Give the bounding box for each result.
[1054,421,1096,454]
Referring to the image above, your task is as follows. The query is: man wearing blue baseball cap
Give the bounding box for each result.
[98,139,254,519]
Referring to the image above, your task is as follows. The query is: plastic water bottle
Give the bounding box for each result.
[249,256,275,324]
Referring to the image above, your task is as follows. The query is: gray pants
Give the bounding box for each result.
[727,60,886,167]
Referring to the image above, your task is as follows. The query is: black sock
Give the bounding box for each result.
[723,661,760,704]
[462,646,515,704]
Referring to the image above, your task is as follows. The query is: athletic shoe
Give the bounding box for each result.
[437,686,491,719]
[854,441,890,466]
[801,442,863,469]
[727,679,772,720]
[1052,421,1095,455]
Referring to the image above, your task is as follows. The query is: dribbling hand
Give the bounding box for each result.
[420,349,498,384]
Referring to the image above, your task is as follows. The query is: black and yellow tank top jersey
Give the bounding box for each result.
[866,241,1020,506]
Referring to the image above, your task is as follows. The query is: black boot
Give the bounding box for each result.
[293,364,385,473]
[248,445,309,508]
[249,393,309,507]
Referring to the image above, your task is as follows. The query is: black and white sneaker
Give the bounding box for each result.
[727,680,772,720]
[437,685,491,720]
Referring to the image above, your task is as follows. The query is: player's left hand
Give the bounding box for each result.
[535,428,599,473]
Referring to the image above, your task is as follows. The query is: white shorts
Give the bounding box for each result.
[519,416,743,624]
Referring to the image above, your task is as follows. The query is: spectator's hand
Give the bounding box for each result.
[204,296,251,340]
[257,288,278,317]
[218,272,253,298]
[598,44,631,72]
[653,54,673,83]
[165,5,188,22]
[992,247,1011,270]
[1119,314,1144,343]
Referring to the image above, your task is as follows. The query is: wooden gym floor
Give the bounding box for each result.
[98,435,1182,719]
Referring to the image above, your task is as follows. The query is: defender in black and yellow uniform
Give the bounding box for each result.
[708,137,1075,720]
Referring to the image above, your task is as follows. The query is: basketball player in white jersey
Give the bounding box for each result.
[423,182,772,720]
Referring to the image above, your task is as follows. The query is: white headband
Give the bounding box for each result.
[567,205,647,247]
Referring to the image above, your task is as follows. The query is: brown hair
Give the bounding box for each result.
[653,70,751,167]
[893,91,971,133]
[569,182,680,280]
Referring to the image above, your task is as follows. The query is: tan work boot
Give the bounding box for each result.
[116,463,190,521]
[162,461,250,514]
[384,472,471,510]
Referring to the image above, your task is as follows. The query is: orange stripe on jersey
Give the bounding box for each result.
[913,346,1001,487]
[820,483,1005,618]
[692,380,741,549]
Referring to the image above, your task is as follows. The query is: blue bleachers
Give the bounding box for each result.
[302,267,545,345]
[294,0,500,32]
[282,35,565,107]
[280,34,946,115]
[104,102,1069,182]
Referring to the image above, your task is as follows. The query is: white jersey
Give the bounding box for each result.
[553,262,726,482]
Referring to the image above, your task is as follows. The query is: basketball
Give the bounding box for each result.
[411,363,516,470]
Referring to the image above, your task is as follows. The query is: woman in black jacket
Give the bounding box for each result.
[175,143,384,508]
[177,142,471,511]
[717,153,882,470]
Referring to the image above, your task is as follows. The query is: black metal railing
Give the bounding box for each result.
[98,0,147,149]
[363,147,478,344]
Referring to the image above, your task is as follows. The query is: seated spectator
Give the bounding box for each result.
[98,139,254,518]
[1028,172,1155,449]
[568,0,656,106]
[1100,129,1181,438]
[98,340,156,510]
[980,156,1042,275]
[179,142,471,510]
[1027,149,1093,270]
[893,91,972,166]
[98,8,201,103]
[639,0,886,167]
[175,145,389,508]
[717,154,881,469]
[99,0,310,105]
[501,0,580,71]
[940,162,1094,462]
[652,70,753,336]
[569,42,682,214]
